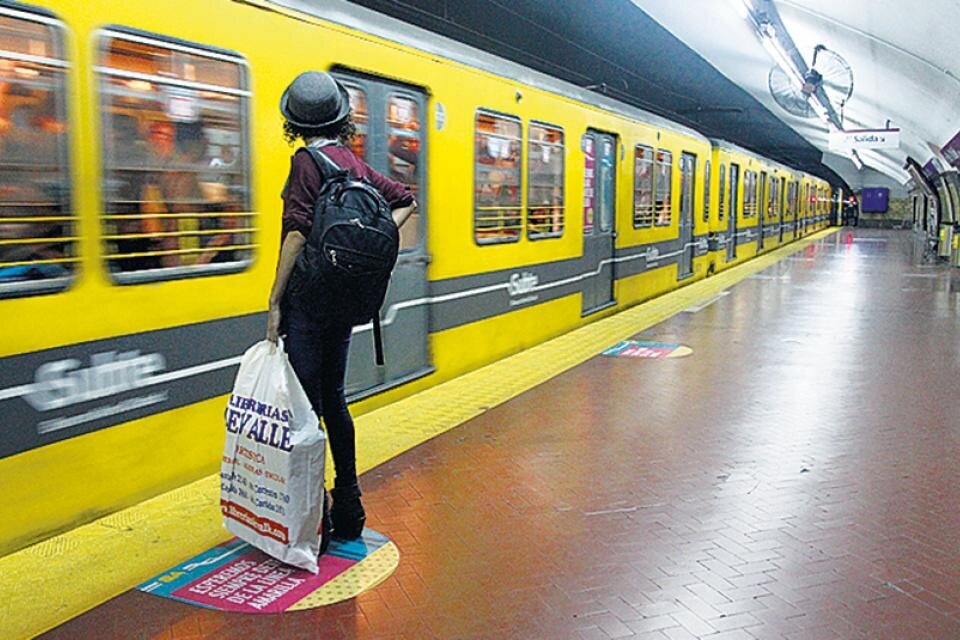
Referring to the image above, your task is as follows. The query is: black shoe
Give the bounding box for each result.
[330,482,366,540]
[319,488,332,556]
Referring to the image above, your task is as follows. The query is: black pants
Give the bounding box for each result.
[283,304,357,487]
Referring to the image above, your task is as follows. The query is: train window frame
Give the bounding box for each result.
[743,170,757,218]
[329,67,429,255]
[654,148,673,227]
[525,120,564,241]
[768,175,778,220]
[473,108,523,245]
[342,80,369,161]
[632,143,654,229]
[95,27,254,285]
[718,164,726,222]
[703,159,711,223]
[0,5,75,299]
[384,90,424,252]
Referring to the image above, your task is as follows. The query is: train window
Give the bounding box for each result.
[632,144,654,228]
[474,111,521,243]
[654,149,672,226]
[97,30,253,283]
[0,10,73,297]
[703,159,711,223]
[743,170,756,218]
[718,164,726,221]
[344,83,368,160]
[526,122,563,239]
[387,94,421,250]
[780,178,787,217]
[768,176,778,219]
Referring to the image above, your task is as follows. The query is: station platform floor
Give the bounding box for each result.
[14,228,960,639]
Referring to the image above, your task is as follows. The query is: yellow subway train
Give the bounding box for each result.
[0,0,834,554]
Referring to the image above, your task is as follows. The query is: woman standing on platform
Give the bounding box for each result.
[266,71,417,540]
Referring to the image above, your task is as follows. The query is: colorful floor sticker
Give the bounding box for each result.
[137,529,399,612]
[602,340,693,359]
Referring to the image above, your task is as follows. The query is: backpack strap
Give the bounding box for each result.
[372,315,385,367]
[301,146,349,182]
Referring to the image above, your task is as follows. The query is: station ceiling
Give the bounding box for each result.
[342,0,849,188]
[635,0,960,188]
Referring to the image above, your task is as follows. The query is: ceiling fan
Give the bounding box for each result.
[769,45,853,118]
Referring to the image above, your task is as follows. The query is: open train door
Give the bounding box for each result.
[581,130,617,313]
[333,72,432,398]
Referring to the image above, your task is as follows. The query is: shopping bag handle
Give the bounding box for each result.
[268,336,285,355]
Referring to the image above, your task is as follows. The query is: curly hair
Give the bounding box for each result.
[283,114,357,146]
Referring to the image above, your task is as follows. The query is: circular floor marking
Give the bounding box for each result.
[137,529,398,612]
[602,340,693,359]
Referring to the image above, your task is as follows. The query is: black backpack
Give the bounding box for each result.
[286,146,400,365]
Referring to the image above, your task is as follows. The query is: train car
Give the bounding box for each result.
[0,0,832,554]
[709,141,773,267]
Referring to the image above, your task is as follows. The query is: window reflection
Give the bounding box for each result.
[345,84,367,160]
[387,95,420,250]
[655,149,672,226]
[0,13,73,296]
[474,112,521,243]
[633,145,654,228]
[527,123,563,239]
[99,33,252,282]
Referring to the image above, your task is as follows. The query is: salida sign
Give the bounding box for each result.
[829,128,900,152]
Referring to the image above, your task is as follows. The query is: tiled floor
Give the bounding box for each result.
[42,230,960,639]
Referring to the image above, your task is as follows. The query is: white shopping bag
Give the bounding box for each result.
[220,339,326,573]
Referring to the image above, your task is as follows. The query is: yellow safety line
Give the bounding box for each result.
[0,228,837,640]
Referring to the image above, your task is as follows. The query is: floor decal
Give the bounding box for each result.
[137,529,398,612]
[602,340,692,359]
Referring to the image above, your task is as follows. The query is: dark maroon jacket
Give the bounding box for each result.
[281,143,415,240]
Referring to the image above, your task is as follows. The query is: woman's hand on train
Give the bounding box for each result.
[266,304,282,345]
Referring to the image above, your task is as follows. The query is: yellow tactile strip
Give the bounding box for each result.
[0,229,837,640]
[287,542,401,610]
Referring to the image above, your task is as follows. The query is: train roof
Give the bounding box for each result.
[711,138,825,181]
[266,0,711,145]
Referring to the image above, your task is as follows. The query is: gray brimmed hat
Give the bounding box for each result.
[280,71,351,129]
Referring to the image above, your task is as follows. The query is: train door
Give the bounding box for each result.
[778,177,787,243]
[582,130,617,313]
[333,73,431,397]
[757,171,767,252]
[801,184,807,235]
[678,152,696,279]
[727,163,739,261]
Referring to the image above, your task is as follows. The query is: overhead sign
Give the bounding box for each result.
[940,130,960,169]
[829,128,900,152]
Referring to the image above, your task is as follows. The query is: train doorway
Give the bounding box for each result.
[582,130,617,314]
[678,152,696,279]
[332,72,431,397]
[728,163,739,261]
